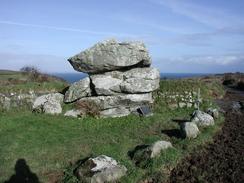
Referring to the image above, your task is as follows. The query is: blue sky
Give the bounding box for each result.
[0,0,244,73]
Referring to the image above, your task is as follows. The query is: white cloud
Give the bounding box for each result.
[149,0,244,28]
[0,20,141,38]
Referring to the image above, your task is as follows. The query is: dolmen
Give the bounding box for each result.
[64,39,160,118]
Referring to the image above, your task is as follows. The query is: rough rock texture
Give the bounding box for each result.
[129,141,172,168]
[207,108,219,119]
[76,155,127,183]
[64,109,81,117]
[0,94,11,111]
[180,122,200,139]
[191,110,214,127]
[68,39,151,74]
[78,93,153,109]
[66,39,159,117]
[100,107,131,118]
[90,67,159,95]
[64,77,91,103]
[32,93,63,114]
[149,141,173,158]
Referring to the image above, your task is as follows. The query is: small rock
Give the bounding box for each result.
[207,108,219,119]
[180,122,200,139]
[191,110,214,127]
[149,141,172,158]
[129,141,172,168]
[32,93,63,114]
[76,155,127,183]
[100,107,131,118]
[0,93,11,111]
[178,102,186,108]
[64,109,82,117]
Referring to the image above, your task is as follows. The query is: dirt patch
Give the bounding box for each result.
[168,88,244,183]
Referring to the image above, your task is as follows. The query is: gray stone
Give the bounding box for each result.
[90,67,160,95]
[191,110,214,127]
[78,93,153,111]
[0,93,11,110]
[180,122,200,139]
[32,93,63,114]
[207,108,219,119]
[120,67,160,93]
[179,102,186,108]
[76,155,127,183]
[100,107,131,118]
[149,141,172,158]
[64,109,82,117]
[90,74,122,96]
[64,77,91,103]
[68,39,151,74]
[43,101,62,114]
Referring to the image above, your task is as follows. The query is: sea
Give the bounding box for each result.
[53,73,211,83]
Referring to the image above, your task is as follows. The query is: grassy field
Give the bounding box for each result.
[0,78,224,183]
[0,70,67,94]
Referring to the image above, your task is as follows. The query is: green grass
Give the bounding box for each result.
[0,79,225,183]
[0,70,67,94]
[0,81,67,94]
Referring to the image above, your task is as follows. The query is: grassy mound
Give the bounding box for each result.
[0,78,224,183]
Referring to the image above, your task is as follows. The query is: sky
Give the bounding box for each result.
[0,0,244,73]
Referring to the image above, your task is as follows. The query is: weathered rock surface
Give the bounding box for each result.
[68,39,151,74]
[100,107,131,118]
[180,122,200,139]
[191,110,214,127]
[207,108,219,119]
[78,93,153,110]
[90,74,122,96]
[64,77,91,103]
[65,39,159,118]
[76,155,127,183]
[0,93,11,110]
[64,109,81,118]
[90,67,160,95]
[32,93,63,114]
[129,141,172,168]
[150,141,173,158]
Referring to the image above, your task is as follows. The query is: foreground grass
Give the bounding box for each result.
[0,109,224,183]
[0,79,225,182]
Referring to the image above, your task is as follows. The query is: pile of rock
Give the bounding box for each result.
[64,39,160,118]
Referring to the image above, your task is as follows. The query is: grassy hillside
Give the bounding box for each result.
[0,70,67,94]
[0,78,225,183]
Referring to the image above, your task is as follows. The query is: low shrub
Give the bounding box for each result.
[75,100,100,118]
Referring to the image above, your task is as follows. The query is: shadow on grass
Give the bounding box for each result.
[4,159,39,183]
[127,144,149,160]
[161,129,184,139]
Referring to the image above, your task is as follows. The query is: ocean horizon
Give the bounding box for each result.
[52,72,212,83]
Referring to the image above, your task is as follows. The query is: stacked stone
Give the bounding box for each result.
[64,39,160,117]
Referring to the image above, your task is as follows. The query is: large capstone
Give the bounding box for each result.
[68,39,151,74]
